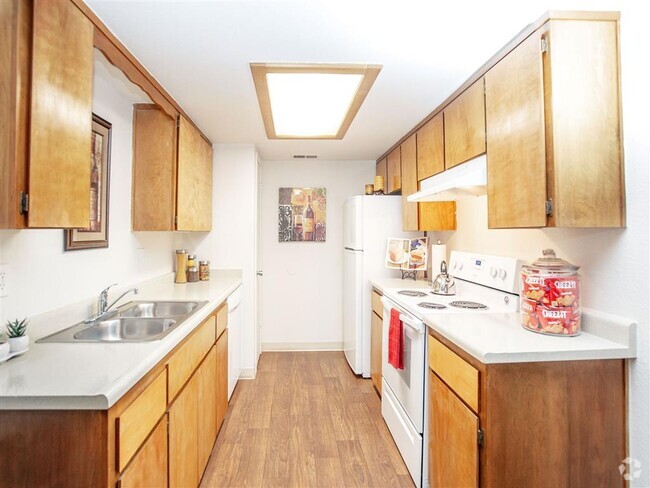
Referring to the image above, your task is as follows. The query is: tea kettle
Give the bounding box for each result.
[431,261,456,296]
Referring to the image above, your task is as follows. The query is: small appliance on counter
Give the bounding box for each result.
[521,249,581,336]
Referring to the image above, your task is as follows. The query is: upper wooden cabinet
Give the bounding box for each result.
[386,147,401,194]
[486,18,624,228]
[1,0,93,229]
[401,134,457,231]
[416,113,444,180]
[443,79,486,169]
[375,157,387,192]
[133,105,213,231]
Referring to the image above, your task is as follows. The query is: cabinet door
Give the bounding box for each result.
[118,416,168,488]
[386,147,401,194]
[132,104,177,231]
[485,31,547,228]
[197,346,218,478]
[376,157,387,193]
[429,371,478,488]
[546,20,623,227]
[169,374,199,488]
[416,114,444,180]
[28,0,93,228]
[0,0,30,229]
[444,79,486,169]
[216,329,229,431]
[400,134,419,231]
[370,312,382,396]
[177,117,213,231]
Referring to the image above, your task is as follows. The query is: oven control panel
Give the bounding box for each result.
[449,251,524,294]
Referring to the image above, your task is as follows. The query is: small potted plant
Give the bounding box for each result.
[6,318,29,353]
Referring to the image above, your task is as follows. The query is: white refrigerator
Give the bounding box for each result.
[342,195,418,377]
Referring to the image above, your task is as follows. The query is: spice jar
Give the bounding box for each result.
[187,254,196,269]
[187,266,199,283]
[199,261,210,281]
[365,184,374,195]
[520,249,581,336]
[175,249,188,284]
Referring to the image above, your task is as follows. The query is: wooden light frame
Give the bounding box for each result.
[250,63,382,140]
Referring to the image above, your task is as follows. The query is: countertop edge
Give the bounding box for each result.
[0,272,243,411]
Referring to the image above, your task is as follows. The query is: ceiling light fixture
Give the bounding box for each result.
[251,63,381,140]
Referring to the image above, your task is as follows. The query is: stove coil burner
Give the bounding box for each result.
[417,302,447,310]
[397,290,428,297]
[450,300,488,310]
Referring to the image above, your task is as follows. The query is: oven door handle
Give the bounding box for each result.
[380,297,426,335]
[399,314,426,335]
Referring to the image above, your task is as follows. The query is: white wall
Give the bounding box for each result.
[0,52,179,326]
[431,4,650,481]
[260,160,375,350]
[181,144,259,376]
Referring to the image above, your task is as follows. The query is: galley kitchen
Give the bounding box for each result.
[0,1,647,487]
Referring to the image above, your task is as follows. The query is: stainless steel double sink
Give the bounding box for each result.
[37,300,208,343]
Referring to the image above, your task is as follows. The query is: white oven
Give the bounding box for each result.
[381,296,428,488]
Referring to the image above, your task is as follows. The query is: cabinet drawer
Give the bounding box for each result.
[116,370,167,472]
[371,290,383,318]
[168,315,216,401]
[428,335,479,413]
[216,302,228,339]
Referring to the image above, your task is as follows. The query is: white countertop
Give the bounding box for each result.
[0,269,242,410]
[370,277,637,364]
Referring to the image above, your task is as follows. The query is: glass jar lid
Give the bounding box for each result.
[199,260,210,265]
[188,254,196,260]
[187,266,198,272]
[176,249,187,254]
[530,249,579,271]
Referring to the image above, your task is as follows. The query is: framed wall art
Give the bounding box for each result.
[65,114,112,251]
[278,187,326,242]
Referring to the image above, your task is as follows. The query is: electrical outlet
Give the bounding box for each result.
[0,264,10,298]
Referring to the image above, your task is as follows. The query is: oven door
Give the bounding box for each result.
[381,296,426,433]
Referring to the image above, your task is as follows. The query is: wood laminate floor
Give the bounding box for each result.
[200,351,414,488]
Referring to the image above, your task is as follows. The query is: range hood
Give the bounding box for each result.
[407,154,487,202]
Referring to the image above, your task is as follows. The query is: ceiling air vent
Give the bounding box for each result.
[293,154,318,159]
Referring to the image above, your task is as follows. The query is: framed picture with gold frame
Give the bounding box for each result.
[64,114,111,251]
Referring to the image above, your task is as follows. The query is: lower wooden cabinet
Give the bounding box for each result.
[216,328,229,430]
[427,332,626,487]
[169,374,200,488]
[429,371,478,488]
[198,346,218,476]
[118,416,168,488]
[370,311,383,396]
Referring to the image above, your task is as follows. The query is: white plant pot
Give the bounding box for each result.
[0,342,9,361]
[8,335,29,353]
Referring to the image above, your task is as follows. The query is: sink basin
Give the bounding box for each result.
[73,318,177,342]
[36,300,208,343]
[119,301,200,318]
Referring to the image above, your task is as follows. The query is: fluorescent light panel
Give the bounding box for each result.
[267,73,363,137]
[250,63,382,140]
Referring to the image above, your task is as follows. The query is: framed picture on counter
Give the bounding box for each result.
[64,114,112,251]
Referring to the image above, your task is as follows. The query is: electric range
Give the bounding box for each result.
[379,251,524,488]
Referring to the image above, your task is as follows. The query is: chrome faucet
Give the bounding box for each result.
[86,284,139,323]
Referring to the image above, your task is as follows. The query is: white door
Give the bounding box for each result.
[255,157,263,365]
[343,248,363,374]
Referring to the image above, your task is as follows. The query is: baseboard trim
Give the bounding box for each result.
[239,367,256,379]
[262,341,343,352]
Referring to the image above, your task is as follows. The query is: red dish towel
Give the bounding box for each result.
[388,308,404,370]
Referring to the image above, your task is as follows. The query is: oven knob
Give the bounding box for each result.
[450,260,457,270]
[489,267,497,278]
[499,269,507,280]
[457,261,463,270]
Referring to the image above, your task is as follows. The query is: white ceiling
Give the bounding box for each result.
[86,0,620,161]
